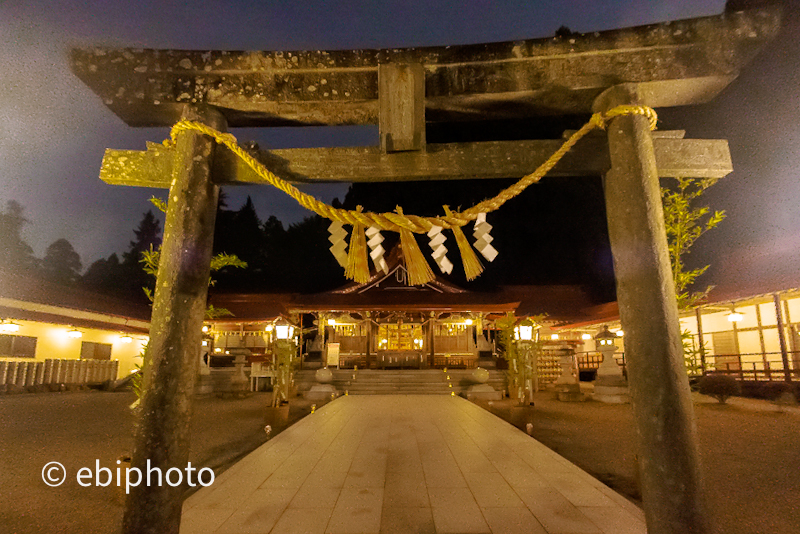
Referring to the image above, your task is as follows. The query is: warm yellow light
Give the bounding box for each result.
[519,325,533,341]
[327,318,336,326]
[201,325,209,333]
[214,347,222,353]
[550,333,559,340]
[275,324,295,339]
[581,333,592,340]
[119,335,133,344]
[67,329,82,339]
[616,330,624,337]
[1,321,20,333]
[265,324,274,332]
[201,340,208,347]
[464,318,473,325]
[727,312,743,323]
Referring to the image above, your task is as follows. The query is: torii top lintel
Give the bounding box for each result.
[71,7,779,128]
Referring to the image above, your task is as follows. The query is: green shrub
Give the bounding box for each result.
[698,374,741,404]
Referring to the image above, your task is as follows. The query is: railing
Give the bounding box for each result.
[572,350,799,382]
[708,351,800,381]
[433,355,477,369]
[337,354,367,369]
[0,359,119,393]
[575,352,627,375]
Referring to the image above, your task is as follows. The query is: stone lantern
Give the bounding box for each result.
[593,326,629,403]
[196,327,214,396]
[271,318,297,407]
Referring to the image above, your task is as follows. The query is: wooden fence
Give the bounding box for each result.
[0,359,119,393]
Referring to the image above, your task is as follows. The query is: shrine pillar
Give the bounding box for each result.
[122,106,225,534]
[594,84,710,534]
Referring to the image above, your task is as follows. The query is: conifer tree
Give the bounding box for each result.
[41,238,82,285]
[0,200,38,272]
[123,210,162,267]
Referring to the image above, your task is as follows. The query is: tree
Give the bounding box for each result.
[661,177,726,310]
[0,200,38,272]
[662,177,725,376]
[122,210,162,268]
[226,196,265,268]
[41,238,82,285]
[282,215,344,293]
[144,196,247,310]
[82,253,122,292]
[119,210,163,299]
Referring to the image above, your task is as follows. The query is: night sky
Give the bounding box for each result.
[2,0,797,298]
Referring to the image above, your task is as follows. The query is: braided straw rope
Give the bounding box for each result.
[167,105,656,233]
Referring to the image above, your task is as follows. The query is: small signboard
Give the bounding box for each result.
[326,343,340,368]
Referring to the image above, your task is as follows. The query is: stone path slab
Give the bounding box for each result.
[181,395,646,534]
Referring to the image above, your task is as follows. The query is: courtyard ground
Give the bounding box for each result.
[0,389,316,534]
[1,388,798,533]
[482,391,800,534]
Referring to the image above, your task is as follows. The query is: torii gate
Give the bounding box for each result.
[72,7,779,534]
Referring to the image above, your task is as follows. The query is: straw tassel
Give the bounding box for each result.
[396,207,434,286]
[345,207,371,284]
[445,206,483,281]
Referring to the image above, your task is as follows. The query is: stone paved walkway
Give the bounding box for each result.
[181,395,646,534]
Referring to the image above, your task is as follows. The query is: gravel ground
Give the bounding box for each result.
[0,389,317,534]
[481,391,800,534]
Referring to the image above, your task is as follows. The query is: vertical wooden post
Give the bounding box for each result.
[755,303,769,376]
[299,314,305,370]
[122,105,225,534]
[365,314,372,368]
[695,307,707,374]
[379,63,425,153]
[594,84,710,534]
[774,293,792,382]
[429,314,436,367]
[783,300,800,372]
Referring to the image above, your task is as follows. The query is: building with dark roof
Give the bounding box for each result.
[0,269,150,379]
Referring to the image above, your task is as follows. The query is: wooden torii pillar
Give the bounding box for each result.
[596,84,709,533]
[122,106,224,534]
[70,7,779,534]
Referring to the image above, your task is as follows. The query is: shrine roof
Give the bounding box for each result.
[207,284,597,324]
[71,6,780,127]
[208,243,600,323]
[0,269,151,333]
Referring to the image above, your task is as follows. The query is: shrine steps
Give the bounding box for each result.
[294,369,507,396]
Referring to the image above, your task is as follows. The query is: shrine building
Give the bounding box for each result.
[205,246,593,372]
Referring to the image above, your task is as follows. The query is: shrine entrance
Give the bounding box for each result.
[71,6,780,534]
[376,322,424,368]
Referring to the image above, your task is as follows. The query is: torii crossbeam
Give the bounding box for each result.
[71,6,780,534]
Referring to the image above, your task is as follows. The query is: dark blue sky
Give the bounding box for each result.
[7,0,797,299]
